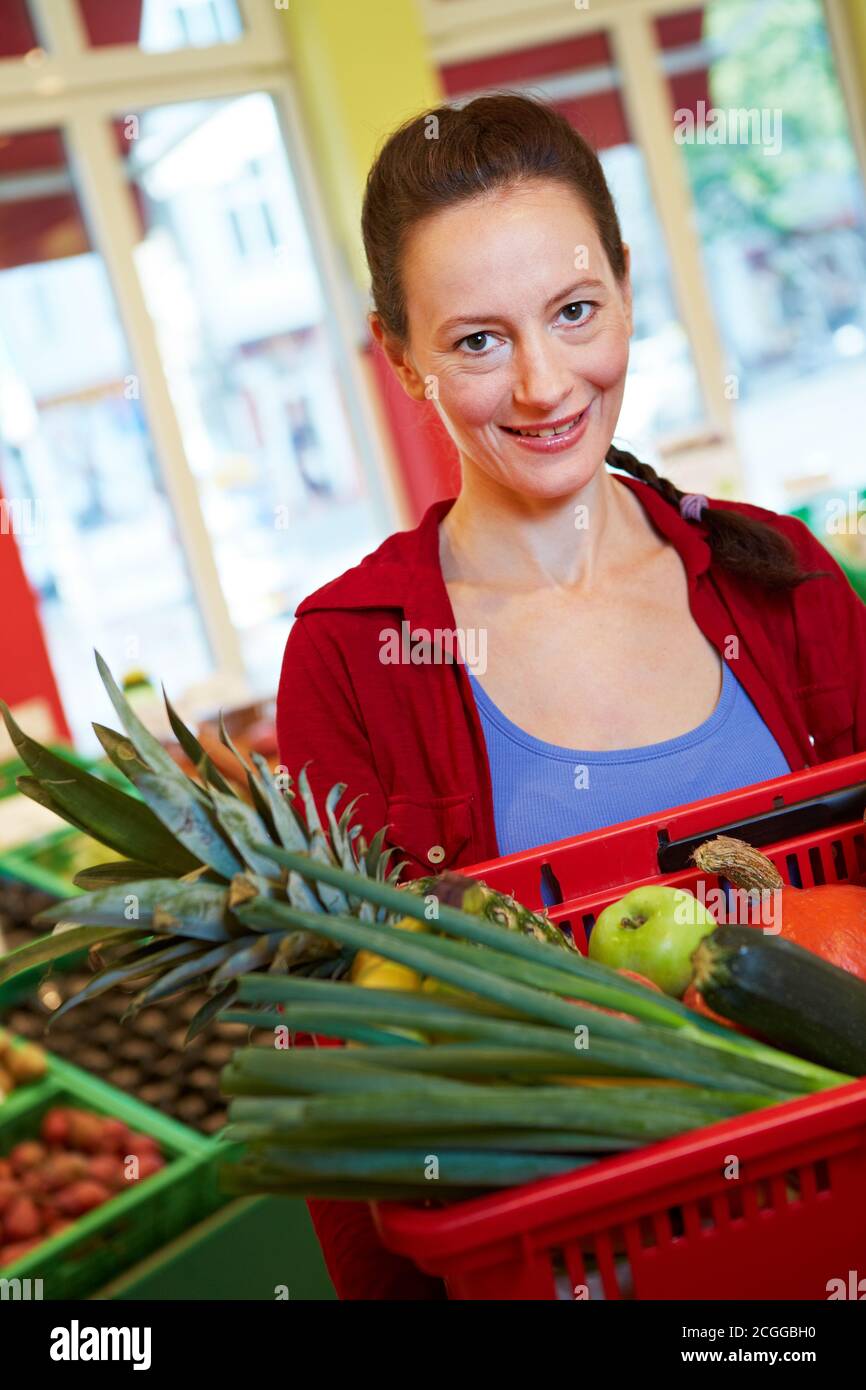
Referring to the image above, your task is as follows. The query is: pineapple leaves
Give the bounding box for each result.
[94,649,209,793]
[185,985,237,1042]
[34,879,240,943]
[207,787,283,879]
[249,752,309,853]
[90,722,242,881]
[46,939,203,1025]
[163,689,236,796]
[73,860,167,890]
[0,925,145,986]
[1,703,200,875]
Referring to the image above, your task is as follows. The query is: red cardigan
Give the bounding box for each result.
[276,476,866,1298]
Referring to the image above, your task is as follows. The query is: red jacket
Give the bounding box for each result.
[276,476,866,1298]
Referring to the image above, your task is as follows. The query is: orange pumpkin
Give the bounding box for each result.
[692,835,866,982]
[768,883,866,980]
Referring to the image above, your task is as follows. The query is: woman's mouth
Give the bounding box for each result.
[499,402,593,453]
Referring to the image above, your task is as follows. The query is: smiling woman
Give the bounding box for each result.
[275,92,866,1299]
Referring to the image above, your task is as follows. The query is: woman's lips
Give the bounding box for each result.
[499,401,593,454]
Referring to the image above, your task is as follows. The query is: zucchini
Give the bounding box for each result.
[692,925,866,1076]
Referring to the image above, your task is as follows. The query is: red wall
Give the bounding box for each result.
[0,492,70,741]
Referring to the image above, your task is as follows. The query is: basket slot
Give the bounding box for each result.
[830,838,849,880]
[769,1174,791,1211]
[808,846,826,886]
[562,1243,588,1299]
[853,830,866,879]
[814,1157,832,1193]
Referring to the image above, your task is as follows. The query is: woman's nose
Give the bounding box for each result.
[511,338,574,412]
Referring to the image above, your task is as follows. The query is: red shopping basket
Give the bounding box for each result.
[373,752,866,1300]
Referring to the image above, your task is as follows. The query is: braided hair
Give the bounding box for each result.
[606,445,826,590]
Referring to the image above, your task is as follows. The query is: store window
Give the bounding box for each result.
[441,31,706,457]
[657,0,866,508]
[77,0,244,51]
[119,95,380,692]
[0,128,213,747]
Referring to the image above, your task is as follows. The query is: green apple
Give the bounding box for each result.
[588,886,717,997]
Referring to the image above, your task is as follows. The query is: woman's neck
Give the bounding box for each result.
[439,464,657,593]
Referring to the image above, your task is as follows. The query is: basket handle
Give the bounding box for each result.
[656,781,866,873]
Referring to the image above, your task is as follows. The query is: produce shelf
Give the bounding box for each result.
[374,751,866,1300]
[0,1047,237,1299]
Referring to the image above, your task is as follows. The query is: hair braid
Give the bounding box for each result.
[606,445,827,591]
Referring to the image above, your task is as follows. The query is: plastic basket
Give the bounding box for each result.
[374,752,866,1300]
[0,1046,233,1299]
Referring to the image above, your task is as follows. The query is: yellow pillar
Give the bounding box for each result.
[831,0,866,186]
[278,0,444,292]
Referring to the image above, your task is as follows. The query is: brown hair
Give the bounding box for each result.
[361,92,823,590]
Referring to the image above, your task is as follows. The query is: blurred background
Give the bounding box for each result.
[2,0,866,754]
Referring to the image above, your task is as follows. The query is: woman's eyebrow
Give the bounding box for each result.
[436,279,607,336]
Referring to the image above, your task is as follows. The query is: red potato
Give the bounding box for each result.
[65,1110,108,1154]
[0,1159,12,1181]
[124,1131,161,1157]
[40,1108,70,1146]
[96,1119,131,1154]
[38,1153,88,1191]
[0,1180,21,1215]
[44,1218,73,1238]
[0,1238,43,1266]
[130,1153,165,1182]
[3,1195,42,1241]
[55,1180,112,1217]
[86,1154,125,1189]
[9,1141,47,1175]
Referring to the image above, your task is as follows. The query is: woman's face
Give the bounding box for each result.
[377,179,633,502]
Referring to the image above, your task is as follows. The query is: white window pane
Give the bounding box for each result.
[120,95,381,694]
[657,0,866,508]
[0,128,213,749]
[77,0,243,52]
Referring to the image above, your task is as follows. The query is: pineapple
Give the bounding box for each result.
[0,653,570,1037]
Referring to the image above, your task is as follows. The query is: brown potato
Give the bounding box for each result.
[6,1043,47,1084]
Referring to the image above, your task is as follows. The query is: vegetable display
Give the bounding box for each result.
[0,1105,165,1266]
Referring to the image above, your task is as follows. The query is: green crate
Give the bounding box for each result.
[94,1196,337,1301]
[0,1047,236,1299]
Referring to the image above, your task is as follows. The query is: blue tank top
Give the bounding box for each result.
[469,660,790,860]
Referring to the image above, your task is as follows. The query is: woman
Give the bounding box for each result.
[277,93,866,1299]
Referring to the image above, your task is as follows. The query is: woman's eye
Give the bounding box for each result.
[559,301,596,325]
[458,331,495,354]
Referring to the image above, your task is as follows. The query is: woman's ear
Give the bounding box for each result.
[369,312,428,402]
